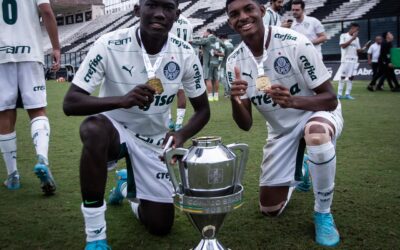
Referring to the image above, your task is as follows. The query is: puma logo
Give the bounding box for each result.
[122,65,134,76]
[242,70,253,79]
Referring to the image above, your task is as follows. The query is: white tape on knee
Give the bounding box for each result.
[304,121,333,146]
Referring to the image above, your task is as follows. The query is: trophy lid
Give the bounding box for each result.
[192,136,221,147]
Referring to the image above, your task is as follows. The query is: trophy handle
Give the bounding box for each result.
[164,147,188,193]
[227,143,249,186]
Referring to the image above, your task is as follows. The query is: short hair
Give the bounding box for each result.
[226,0,261,9]
[206,28,214,34]
[291,0,305,9]
[350,22,360,28]
[220,33,228,39]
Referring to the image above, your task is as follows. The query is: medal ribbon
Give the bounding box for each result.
[243,27,271,77]
[137,28,169,79]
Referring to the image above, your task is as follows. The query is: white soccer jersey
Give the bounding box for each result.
[73,27,206,146]
[263,7,282,27]
[340,33,361,62]
[367,43,380,63]
[292,15,325,56]
[171,15,193,42]
[226,26,331,137]
[0,0,49,64]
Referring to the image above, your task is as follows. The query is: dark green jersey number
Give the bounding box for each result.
[176,28,188,42]
[2,0,17,25]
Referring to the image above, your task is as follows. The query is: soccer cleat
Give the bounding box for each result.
[85,239,111,250]
[4,170,20,190]
[296,154,311,192]
[345,94,355,100]
[168,119,175,130]
[366,85,375,91]
[314,212,340,247]
[174,124,183,131]
[213,95,219,102]
[336,95,342,99]
[108,169,127,205]
[34,161,56,195]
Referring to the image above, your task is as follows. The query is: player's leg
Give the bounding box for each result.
[79,114,120,249]
[259,186,294,217]
[27,107,56,194]
[0,109,19,190]
[206,79,213,101]
[345,75,355,100]
[367,64,384,91]
[304,115,341,247]
[337,64,346,98]
[212,66,220,101]
[175,87,186,131]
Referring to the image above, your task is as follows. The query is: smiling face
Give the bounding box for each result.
[227,0,265,39]
[139,0,179,37]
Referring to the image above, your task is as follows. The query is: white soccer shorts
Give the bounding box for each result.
[259,102,343,187]
[0,62,47,111]
[340,61,359,78]
[104,114,174,203]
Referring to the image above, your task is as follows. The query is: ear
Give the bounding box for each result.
[175,8,181,22]
[260,4,266,17]
[133,4,140,18]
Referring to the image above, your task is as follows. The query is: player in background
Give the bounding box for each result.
[63,0,210,248]
[291,0,327,60]
[219,33,235,97]
[0,0,60,194]
[225,0,343,247]
[169,13,193,131]
[337,23,369,99]
[192,29,225,102]
[263,0,291,28]
[367,36,385,91]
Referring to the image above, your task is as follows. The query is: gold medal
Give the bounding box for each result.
[256,75,271,91]
[146,77,164,94]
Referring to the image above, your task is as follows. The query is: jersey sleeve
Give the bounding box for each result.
[367,45,373,54]
[314,19,325,34]
[72,40,108,94]
[356,38,361,49]
[339,34,346,45]
[296,38,331,90]
[181,53,207,98]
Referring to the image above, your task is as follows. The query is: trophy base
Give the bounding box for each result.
[191,239,229,250]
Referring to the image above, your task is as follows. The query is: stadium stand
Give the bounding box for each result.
[43,0,400,66]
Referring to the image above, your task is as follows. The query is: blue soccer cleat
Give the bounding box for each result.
[168,119,175,130]
[108,169,127,205]
[296,154,311,192]
[34,157,56,195]
[174,123,183,132]
[336,95,343,99]
[314,212,340,247]
[345,94,355,100]
[4,170,20,190]
[85,239,111,250]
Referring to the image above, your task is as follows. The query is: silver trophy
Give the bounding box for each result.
[165,136,249,250]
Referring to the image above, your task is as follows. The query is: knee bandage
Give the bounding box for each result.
[304,121,333,146]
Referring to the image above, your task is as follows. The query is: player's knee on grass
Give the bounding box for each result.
[304,121,333,146]
[259,201,286,217]
[259,186,289,217]
[139,200,175,236]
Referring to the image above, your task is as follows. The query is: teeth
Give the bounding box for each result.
[242,23,252,30]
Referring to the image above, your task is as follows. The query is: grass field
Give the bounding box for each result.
[0,80,399,250]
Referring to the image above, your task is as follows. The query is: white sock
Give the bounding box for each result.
[338,79,345,96]
[208,93,213,99]
[31,116,50,165]
[81,202,107,242]
[307,142,336,214]
[176,108,186,125]
[0,132,17,175]
[345,80,353,96]
[168,109,172,120]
